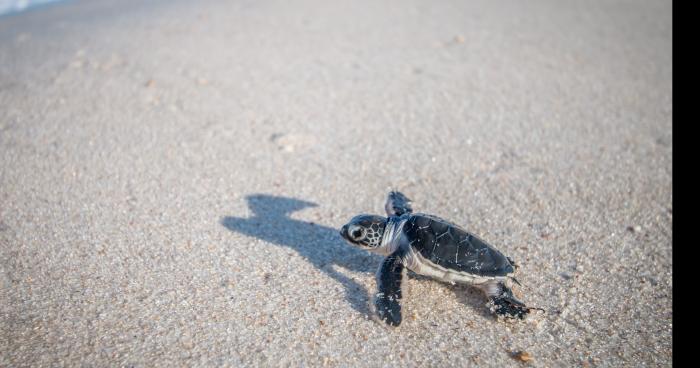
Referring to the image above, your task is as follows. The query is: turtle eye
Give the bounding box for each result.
[350,226,365,241]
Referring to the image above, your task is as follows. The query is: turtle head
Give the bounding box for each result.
[340,215,387,250]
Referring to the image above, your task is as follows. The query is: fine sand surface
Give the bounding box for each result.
[0,0,672,366]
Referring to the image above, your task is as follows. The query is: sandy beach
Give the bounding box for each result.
[1,0,672,366]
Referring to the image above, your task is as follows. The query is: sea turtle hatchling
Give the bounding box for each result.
[339,191,538,326]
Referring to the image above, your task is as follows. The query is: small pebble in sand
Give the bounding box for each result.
[512,351,534,363]
[626,225,642,233]
[270,133,316,152]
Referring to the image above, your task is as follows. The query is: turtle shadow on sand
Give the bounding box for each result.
[407,273,499,320]
[220,194,382,316]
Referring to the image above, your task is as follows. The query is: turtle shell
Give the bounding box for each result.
[402,214,514,277]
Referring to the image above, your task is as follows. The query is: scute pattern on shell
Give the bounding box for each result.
[403,214,514,277]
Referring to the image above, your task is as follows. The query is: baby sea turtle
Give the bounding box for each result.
[340,191,537,326]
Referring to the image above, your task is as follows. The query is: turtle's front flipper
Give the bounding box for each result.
[384,191,413,217]
[375,249,407,326]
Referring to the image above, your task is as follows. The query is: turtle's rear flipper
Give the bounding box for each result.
[485,284,535,320]
[489,296,529,319]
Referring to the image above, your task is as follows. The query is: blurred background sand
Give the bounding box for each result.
[1,0,671,366]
